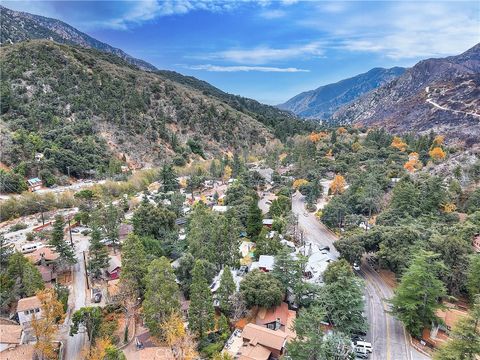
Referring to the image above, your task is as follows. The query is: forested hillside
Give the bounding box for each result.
[0,40,313,188]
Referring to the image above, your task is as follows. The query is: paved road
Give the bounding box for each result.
[63,234,89,359]
[291,192,429,360]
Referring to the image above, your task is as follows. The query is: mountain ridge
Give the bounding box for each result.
[331,43,480,144]
[0,5,157,71]
[277,66,406,119]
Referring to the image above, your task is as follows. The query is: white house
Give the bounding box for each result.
[16,296,42,329]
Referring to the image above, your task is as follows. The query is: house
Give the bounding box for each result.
[0,324,24,352]
[27,178,42,192]
[25,247,59,265]
[36,265,57,285]
[255,302,291,331]
[299,244,334,284]
[472,234,480,253]
[107,255,122,280]
[422,305,469,347]
[238,323,288,360]
[16,296,42,329]
[262,219,274,228]
[118,224,134,243]
[250,255,275,272]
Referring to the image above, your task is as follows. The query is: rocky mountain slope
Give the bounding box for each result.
[331,43,480,144]
[0,5,157,71]
[0,41,305,178]
[277,67,405,119]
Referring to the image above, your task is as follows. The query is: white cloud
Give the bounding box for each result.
[300,1,480,60]
[186,64,309,72]
[209,42,324,64]
[259,9,287,19]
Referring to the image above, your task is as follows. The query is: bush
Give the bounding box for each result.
[9,223,28,232]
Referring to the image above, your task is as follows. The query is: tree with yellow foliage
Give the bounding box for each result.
[329,174,346,195]
[84,338,125,360]
[433,135,445,146]
[391,136,407,152]
[429,147,446,162]
[442,203,457,213]
[352,142,362,152]
[161,312,198,360]
[325,149,333,158]
[223,165,232,183]
[293,179,309,190]
[31,289,65,360]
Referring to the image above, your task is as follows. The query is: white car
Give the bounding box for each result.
[353,262,361,271]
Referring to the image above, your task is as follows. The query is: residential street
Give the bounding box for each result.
[291,191,429,360]
[62,234,90,360]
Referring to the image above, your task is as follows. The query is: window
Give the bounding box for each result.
[34,308,40,313]
[24,311,29,315]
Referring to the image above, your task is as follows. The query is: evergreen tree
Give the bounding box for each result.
[49,215,76,266]
[232,153,243,178]
[209,159,219,179]
[88,224,109,278]
[189,260,215,338]
[5,252,44,300]
[434,297,480,360]
[143,257,180,339]
[240,270,283,309]
[272,247,305,296]
[467,255,480,301]
[246,201,262,240]
[120,234,148,296]
[391,251,447,337]
[101,203,121,251]
[319,261,367,336]
[217,266,236,314]
[160,163,179,192]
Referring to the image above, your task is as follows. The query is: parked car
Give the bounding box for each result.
[355,341,372,353]
[71,228,80,233]
[91,288,102,303]
[353,262,361,271]
[319,246,330,252]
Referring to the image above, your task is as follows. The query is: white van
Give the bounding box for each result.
[355,341,373,353]
[21,242,43,254]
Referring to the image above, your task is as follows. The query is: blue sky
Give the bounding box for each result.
[5,1,479,104]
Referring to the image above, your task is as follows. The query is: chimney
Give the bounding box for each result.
[275,317,281,330]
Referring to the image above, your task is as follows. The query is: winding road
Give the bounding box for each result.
[291,191,429,360]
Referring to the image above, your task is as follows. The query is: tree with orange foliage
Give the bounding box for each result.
[429,147,446,162]
[337,127,347,135]
[308,132,322,143]
[293,179,309,189]
[391,136,408,152]
[329,174,346,195]
[403,152,422,173]
[31,289,65,360]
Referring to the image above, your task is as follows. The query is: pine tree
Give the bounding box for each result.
[189,260,215,338]
[143,257,180,339]
[49,215,76,267]
[217,266,236,314]
[391,251,447,337]
[160,163,179,192]
[120,234,148,296]
[246,201,262,240]
[88,225,109,278]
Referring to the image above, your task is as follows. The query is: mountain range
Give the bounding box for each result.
[331,43,480,144]
[277,67,406,119]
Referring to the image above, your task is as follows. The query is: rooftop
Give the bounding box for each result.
[242,323,287,351]
[107,255,122,274]
[16,296,41,313]
[25,247,59,264]
[256,302,289,328]
[0,324,22,344]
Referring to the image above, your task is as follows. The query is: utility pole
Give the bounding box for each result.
[67,166,71,178]
[68,218,73,246]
